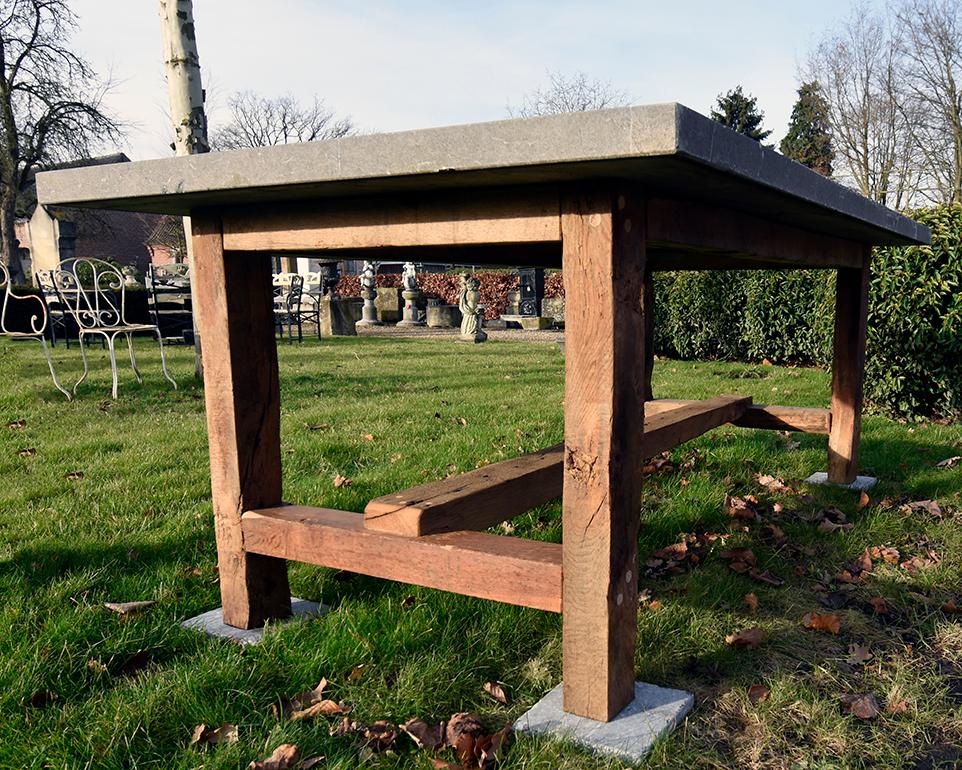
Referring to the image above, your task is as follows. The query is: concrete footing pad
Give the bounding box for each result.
[181,597,327,645]
[804,472,878,491]
[513,682,694,763]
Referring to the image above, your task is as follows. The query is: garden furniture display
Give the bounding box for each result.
[37,104,929,725]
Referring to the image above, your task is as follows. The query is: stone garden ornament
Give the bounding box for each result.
[458,273,487,343]
[397,261,424,326]
[356,260,381,326]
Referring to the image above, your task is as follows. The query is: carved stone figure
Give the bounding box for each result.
[356,261,381,326]
[458,273,487,343]
[397,261,424,326]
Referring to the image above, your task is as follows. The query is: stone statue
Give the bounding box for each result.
[458,273,487,343]
[356,260,381,326]
[402,261,418,292]
[121,266,143,289]
[398,261,424,326]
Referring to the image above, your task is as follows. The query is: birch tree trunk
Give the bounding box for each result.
[159,0,209,378]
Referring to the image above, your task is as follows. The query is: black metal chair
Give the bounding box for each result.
[274,274,320,342]
[36,269,73,347]
[147,263,193,343]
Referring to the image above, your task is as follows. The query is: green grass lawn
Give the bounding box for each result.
[1,335,961,770]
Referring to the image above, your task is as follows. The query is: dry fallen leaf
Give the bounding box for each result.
[847,644,873,665]
[401,718,446,750]
[29,690,56,708]
[104,600,156,616]
[446,713,484,748]
[7,419,25,429]
[857,491,871,510]
[868,597,890,615]
[725,495,758,521]
[483,681,509,705]
[359,720,398,752]
[840,693,880,719]
[885,697,911,714]
[935,455,961,468]
[900,499,944,517]
[870,545,901,564]
[291,698,351,721]
[248,743,300,770]
[362,433,375,441]
[802,612,842,634]
[941,599,962,614]
[744,592,759,614]
[17,447,36,457]
[333,474,351,488]
[726,627,766,649]
[747,684,770,704]
[190,722,238,747]
[65,471,84,480]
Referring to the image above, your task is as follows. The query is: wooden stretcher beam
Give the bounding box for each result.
[221,187,562,252]
[644,399,832,433]
[241,506,562,612]
[364,394,752,537]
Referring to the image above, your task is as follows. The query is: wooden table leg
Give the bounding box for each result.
[191,214,292,628]
[828,251,871,484]
[561,187,647,721]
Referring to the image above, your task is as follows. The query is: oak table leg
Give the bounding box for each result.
[191,214,292,628]
[828,253,871,484]
[642,264,655,401]
[561,187,647,721]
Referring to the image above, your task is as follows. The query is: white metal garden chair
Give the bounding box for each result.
[51,258,177,399]
[0,262,71,399]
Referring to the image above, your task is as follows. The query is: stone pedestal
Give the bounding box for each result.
[426,304,462,328]
[319,298,361,336]
[357,287,381,327]
[397,288,425,326]
[374,286,402,323]
[520,316,553,331]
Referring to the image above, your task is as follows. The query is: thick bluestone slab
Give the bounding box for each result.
[181,597,326,645]
[37,104,927,246]
[514,681,694,763]
[804,471,879,491]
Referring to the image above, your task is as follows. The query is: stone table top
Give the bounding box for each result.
[37,103,927,246]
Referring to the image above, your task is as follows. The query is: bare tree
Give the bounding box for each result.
[510,71,630,118]
[209,91,354,150]
[0,0,122,282]
[805,3,917,207]
[894,0,962,203]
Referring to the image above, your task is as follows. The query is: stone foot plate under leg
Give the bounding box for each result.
[804,472,878,491]
[513,681,694,763]
[181,597,327,645]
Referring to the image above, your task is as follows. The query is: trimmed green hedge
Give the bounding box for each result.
[652,204,962,420]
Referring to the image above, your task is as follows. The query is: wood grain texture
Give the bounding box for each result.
[647,198,865,269]
[242,506,562,612]
[364,396,750,537]
[828,255,871,483]
[222,188,561,252]
[642,266,655,400]
[561,186,646,721]
[191,214,291,628]
[645,400,832,434]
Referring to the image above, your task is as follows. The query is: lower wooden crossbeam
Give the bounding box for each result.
[241,505,562,612]
[364,394,752,537]
[644,400,832,433]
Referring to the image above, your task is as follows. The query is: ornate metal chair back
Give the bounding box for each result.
[0,261,48,337]
[285,274,304,310]
[53,258,129,330]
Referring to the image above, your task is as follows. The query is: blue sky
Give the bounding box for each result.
[73,0,878,159]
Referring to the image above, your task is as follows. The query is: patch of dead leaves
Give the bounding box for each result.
[847,644,873,665]
[719,548,784,586]
[190,722,238,747]
[726,627,766,649]
[725,495,759,521]
[802,611,842,634]
[935,455,961,469]
[839,693,880,719]
[747,684,770,704]
[333,474,351,488]
[644,532,727,579]
[276,678,351,721]
[483,682,509,705]
[900,499,944,517]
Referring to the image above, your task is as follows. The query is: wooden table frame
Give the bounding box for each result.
[189,181,870,722]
